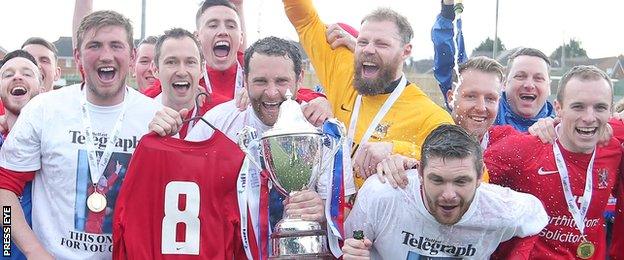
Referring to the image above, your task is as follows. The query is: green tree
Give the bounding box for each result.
[472,37,506,53]
[550,39,588,61]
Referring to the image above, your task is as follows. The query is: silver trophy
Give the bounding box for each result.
[238,90,342,259]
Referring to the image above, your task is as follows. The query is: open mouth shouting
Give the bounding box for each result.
[213,40,231,59]
[262,100,281,112]
[361,61,380,78]
[97,66,117,83]
[576,126,597,137]
[10,84,28,97]
[171,81,191,95]
[439,204,458,214]
[519,93,537,102]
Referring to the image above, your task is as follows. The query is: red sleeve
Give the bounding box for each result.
[610,165,624,259]
[142,80,162,98]
[491,236,538,260]
[484,136,517,186]
[609,118,624,143]
[295,88,326,103]
[0,167,35,196]
[488,125,519,146]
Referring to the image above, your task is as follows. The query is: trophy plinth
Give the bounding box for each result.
[269,218,332,259]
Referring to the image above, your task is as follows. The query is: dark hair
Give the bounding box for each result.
[361,8,413,44]
[154,28,204,68]
[138,35,159,47]
[0,50,38,69]
[195,0,238,28]
[76,10,134,50]
[420,124,483,179]
[506,47,551,77]
[557,65,613,105]
[243,36,302,80]
[21,37,59,60]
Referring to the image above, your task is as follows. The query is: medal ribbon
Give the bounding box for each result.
[552,132,595,235]
[347,75,408,158]
[80,84,128,188]
[237,156,256,260]
[236,124,265,259]
[480,131,489,151]
[323,120,346,257]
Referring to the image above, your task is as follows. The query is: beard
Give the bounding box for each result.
[353,54,401,96]
[0,95,30,116]
[86,75,127,102]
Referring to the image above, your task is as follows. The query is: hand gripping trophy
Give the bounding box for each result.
[238,90,343,259]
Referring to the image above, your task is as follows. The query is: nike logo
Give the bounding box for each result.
[176,246,185,250]
[537,167,558,175]
[340,104,352,112]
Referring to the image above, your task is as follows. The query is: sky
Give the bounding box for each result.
[0,0,622,60]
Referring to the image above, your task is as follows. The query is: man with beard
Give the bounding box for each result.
[282,0,453,188]
[0,50,42,260]
[0,10,160,259]
[342,125,548,259]
[149,36,356,259]
[486,66,622,259]
[0,51,41,135]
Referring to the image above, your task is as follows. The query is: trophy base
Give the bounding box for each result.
[269,218,332,259]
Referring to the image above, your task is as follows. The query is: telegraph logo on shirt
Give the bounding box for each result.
[401,231,476,257]
[69,130,139,152]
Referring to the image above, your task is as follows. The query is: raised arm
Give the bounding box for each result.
[230,0,247,51]
[72,0,93,49]
[432,0,458,108]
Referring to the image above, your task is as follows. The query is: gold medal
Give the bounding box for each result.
[87,192,107,213]
[577,240,595,259]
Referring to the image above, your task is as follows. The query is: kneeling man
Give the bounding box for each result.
[343,124,548,259]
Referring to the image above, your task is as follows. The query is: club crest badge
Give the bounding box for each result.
[597,169,609,189]
[371,122,390,139]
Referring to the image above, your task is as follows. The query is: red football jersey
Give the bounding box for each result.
[485,133,622,260]
[113,132,247,259]
[610,176,624,259]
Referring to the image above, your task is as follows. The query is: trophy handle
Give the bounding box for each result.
[237,126,264,170]
[308,133,343,189]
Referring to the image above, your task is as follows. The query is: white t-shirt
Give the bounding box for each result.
[0,84,161,260]
[186,100,356,198]
[345,170,548,259]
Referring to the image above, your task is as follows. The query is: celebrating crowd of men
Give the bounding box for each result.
[0,0,622,259]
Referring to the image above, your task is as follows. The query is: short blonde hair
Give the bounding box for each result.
[76,10,133,51]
